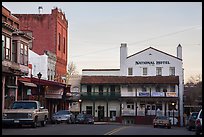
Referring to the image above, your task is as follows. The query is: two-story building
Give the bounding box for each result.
[2,5,33,111]
[80,43,184,126]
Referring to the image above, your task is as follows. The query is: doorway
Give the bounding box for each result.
[98,106,104,121]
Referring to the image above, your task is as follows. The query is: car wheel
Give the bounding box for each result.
[67,119,71,124]
[41,117,47,127]
[32,117,38,128]
[167,126,171,129]
[154,125,156,128]
[195,130,200,135]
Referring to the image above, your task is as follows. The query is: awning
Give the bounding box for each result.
[6,85,18,88]
[21,82,37,87]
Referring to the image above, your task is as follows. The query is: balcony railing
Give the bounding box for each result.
[80,92,120,100]
[121,109,136,116]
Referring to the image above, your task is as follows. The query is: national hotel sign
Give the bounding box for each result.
[135,61,170,65]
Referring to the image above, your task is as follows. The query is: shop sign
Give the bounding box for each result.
[166,92,176,97]
[138,92,150,97]
[151,92,164,97]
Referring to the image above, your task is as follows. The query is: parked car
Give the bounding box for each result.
[75,113,94,124]
[51,110,75,124]
[186,112,199,131]
[195,109,202,135]
[2,100,48,128]
[153,115,171,129]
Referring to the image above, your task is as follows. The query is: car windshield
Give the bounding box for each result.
[55,110,70,115]
[11,102,37,109]
[85,114,93,118]
[77,114,85,118]
[157,116,168,120]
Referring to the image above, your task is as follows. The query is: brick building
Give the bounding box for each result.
[14,7,68,83]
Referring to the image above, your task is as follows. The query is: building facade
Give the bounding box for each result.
[14,7,68,83]
[2,5,32,111]
[80,43,184,126]
[68,75,82,114]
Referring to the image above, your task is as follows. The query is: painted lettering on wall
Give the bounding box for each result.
[135,61,170,65]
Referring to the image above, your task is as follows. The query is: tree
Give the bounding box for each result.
[184,74,202,113]
[65,61,78,87]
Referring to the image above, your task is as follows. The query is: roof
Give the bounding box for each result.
[81,76,179,85]
[82,69,120,71]
[127,47,182,61]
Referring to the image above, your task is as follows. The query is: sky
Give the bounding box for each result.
[2,2,202,84]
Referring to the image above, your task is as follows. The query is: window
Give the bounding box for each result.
[87,85,92,95]
[128,86,133,92]
[170,85,175,92]
[58,33,61,51]
[126,102,134,109]
[20,43,24,64]
[156,67,162,76]
[156,86,160,92]
[110,85,115,95]
[156,103,162,110]
[169,67,175,76]
[24,45,28,65]
[2,35,5,60]
[5,37,11,60]
[143,68,147,75]
[63,37,66,53]
[142,86,147,92]
[86,106,92,115]
[20,43,28,65]
[128,67,133,75]
[48,69,50,80]
[12,41,17,62]
[99,85,103,95]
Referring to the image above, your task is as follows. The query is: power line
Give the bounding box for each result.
[70,25,201,58]
[128,25,201,46]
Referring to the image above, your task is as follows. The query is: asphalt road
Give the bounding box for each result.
[2,123,196,135]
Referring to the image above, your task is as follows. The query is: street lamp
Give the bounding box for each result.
[172,102,175,126]
[37,72,42,101]
[79,99,82,113]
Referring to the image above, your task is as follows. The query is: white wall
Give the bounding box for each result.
[82,70,120,76]
[124,48,182,76]
[28,49,48,80]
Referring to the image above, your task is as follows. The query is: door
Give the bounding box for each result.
[110,111,116,121]
[98,106,104,121]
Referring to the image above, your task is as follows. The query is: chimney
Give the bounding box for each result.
[120,43,127,76]
[38,6,43,14]
[177,44,182,59]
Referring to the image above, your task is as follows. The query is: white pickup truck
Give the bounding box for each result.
[2,100,49,128]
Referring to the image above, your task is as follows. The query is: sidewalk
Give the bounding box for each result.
[94,122,121,125]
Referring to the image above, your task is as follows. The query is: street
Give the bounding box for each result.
[2,123,195,135]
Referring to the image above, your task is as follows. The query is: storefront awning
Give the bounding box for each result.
[21,81,37,87]
[6,85,18,88]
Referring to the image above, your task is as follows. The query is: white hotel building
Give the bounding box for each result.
[80,43,184,126]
